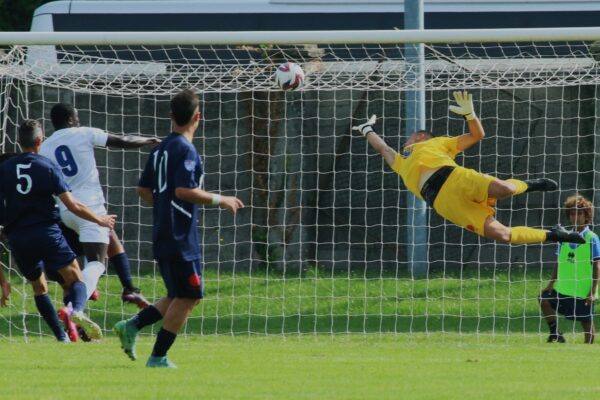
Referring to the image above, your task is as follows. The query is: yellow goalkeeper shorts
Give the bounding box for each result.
[432,166,495,236]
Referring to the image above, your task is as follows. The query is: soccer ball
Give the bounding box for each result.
[275,62,305,91]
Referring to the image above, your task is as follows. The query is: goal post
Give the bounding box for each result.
[0,28,599,340]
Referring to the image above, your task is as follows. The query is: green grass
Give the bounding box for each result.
[0,267,584,337]
[0,268,598,399]
[1,335,599,399]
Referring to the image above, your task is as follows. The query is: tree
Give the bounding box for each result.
[0,0,53,32]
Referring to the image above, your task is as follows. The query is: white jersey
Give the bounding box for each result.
[40,126,109,209]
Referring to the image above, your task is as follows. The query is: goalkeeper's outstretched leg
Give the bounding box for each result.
[484,217,584,245]
[488,177,558,201]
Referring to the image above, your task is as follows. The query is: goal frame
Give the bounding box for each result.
[0,27,599,46]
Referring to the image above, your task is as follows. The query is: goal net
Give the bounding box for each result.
[1,32,599,340]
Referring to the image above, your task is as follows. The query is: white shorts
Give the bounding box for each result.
[60,203,110,244]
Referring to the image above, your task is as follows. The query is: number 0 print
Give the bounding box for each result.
[158,151,168,193]
[55,145,79,177]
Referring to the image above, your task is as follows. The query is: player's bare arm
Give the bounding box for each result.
[449,91,485,152]
[587,259,600,305]
[58,191,116,229]
[352,115,398,167]
[106,134,161,149]
[175,187,245,215]
[136,186,153,206]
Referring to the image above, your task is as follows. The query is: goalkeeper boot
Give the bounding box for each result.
[114,320,139,361]
[71,311,103,340]
[547,224,585,244]
[122,288,150,309]
[57,307,78,343]
[146,356,177,369]
[547,332,566,343]
[524,178,558,193]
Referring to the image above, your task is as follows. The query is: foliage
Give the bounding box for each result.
[0,0,53,31]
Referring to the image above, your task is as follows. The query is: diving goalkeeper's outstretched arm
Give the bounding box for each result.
[450,91,485,152]
[352,115,397,167]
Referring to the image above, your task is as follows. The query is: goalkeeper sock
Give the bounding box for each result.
[35,294,67,341]
[510,226,547,244]
[506,179,529,196]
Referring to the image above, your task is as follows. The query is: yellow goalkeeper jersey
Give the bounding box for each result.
[391,136,461,199]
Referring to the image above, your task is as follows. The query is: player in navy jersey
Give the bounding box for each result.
[0,120,116,341]
[0,152,17,308]
[114,89,244,368]
[41,103,158,310]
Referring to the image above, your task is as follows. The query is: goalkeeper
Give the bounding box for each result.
[353,91,583,245]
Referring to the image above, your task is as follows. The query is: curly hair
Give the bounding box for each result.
[564,194,594,225]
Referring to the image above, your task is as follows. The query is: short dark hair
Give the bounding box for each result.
[170,89,199,126]
[18,119,43,148]
[50,103,76,130]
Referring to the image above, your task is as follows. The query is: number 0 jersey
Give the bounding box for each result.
[40,127,109,209]
[138,132,204,262]
[0,152,70,234]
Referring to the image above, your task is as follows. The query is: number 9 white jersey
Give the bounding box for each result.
[40,126,109,210]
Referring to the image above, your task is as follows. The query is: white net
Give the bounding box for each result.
[0,38,599,339]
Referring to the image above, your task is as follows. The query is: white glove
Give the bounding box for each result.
[449,91,476,121]
[352,114,377,137]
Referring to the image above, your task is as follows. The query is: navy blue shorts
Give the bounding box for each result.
[7,224,76,282]
[59,222,83,257]
[158,258,204,299]
[540,289,594,322]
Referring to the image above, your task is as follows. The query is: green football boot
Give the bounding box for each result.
[113,320,139,361]
[146,356,177,369]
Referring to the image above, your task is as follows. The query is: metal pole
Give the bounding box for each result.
[3,27,600,45]
[404,0,428,276]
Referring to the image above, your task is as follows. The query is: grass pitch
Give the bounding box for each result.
[1,335,600,400]
[1,268,599,399]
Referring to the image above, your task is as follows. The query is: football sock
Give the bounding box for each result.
[509,226,547,244]
[69,281,88,313]
[152,328,177,357]
[35,294,66,341]
[109,253,135,292]
[506,179,528,196]
[82,261,106,300]
[131,305,163,330]
[548,320,558,335]
[63,293,71,307]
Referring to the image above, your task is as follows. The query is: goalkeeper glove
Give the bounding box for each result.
[352,114,377,137]
[449,91,476,121]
